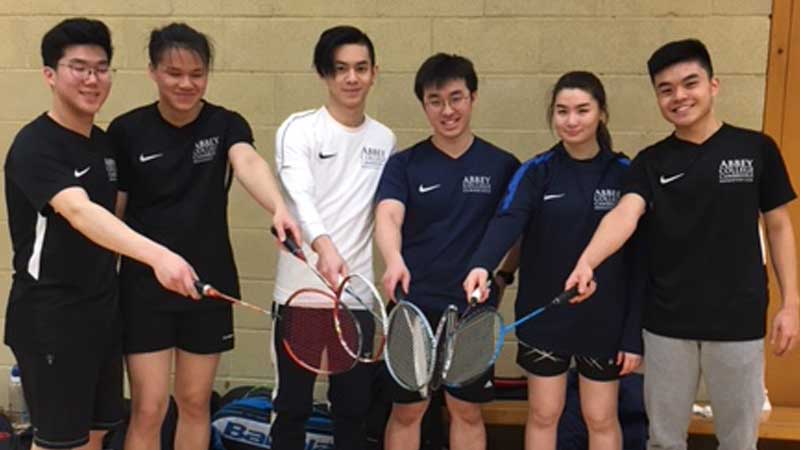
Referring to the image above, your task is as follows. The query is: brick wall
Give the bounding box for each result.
[0,0,773,402]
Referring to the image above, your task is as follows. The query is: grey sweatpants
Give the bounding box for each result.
[643,330,764,450]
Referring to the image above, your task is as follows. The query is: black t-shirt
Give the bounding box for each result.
[4,113,119,351]
[625,124,796,340]
[108,102,253,311]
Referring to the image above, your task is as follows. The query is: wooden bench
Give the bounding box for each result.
[688,406,800,442]
[480,401,800,442]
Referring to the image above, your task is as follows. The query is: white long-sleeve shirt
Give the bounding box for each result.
[274,106,396,304]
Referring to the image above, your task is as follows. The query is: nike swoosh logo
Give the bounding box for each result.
[139,153,163,163]
[543,193,565,201]
[319,152,337,159]
[74,166,91,178]
[418,184,441,194]
[660,173,685,185]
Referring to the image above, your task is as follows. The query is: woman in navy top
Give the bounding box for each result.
[464,72,645,450]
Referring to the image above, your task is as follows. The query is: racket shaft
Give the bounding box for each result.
[196,281,271,316]
[506,286,579,330]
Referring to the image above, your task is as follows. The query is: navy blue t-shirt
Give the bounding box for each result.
[470,143,645,358]
[376,137,520,313]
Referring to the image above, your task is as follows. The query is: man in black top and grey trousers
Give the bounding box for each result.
[566,39,798,450]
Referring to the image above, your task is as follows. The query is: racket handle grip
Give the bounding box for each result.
[468,287,482,306]
[553,285,580,305]
[394,285,406,302]
[468,280,490,306]
[194,280,209,296]
[270,226,306,261]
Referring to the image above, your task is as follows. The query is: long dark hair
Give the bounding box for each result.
[546,71,612,152]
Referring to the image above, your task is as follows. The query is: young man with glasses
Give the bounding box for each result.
[4,18,198,450]
[375,53,521,450]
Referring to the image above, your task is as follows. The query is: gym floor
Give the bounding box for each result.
[485,426,799,450]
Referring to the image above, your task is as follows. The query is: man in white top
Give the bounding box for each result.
[271,25,396,450]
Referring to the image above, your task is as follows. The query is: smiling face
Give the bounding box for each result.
[652,60,718,131]
[552,88,604,151]
[44,44,112,118]
[422,78,475,142]
[150,47,208,116]
[322,43,376,112]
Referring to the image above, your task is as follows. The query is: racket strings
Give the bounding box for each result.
[444,310,503,386]
[385,304,434,391]
[339,275,387,361]
[280,292,361,375]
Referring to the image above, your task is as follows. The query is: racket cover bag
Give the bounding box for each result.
[211,388,334,450]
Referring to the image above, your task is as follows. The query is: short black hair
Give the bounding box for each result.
[149,23,213,69]
[413,53,477,102]
[313,25,375,78]
[41,17,113,68]
[647,38,713,83]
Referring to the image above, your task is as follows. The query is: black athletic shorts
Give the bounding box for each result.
[12,342,124,449]
[123,306,234,355]
[516,342,620,381]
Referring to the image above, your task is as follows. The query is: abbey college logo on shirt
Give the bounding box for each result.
[593,189,620,211]
[193,136,220,164]
[462,175,491,194]
[719,159,754,184]
[360,146,387,169]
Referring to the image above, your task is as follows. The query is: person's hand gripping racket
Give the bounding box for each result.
[270,225,345,288]
[151,247,201,300]
[564,258,598,303]
[463,267,493,303]
[383,256,411,303]
[270,205,302,251]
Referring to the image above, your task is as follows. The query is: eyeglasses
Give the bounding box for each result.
[424,92,471,112]
[58,62,115,80]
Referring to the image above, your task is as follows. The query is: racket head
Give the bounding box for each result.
[279,288,361,375]
[337,273,388,362]
[443,305,504,387]
[385,301,435,391]
[429,305,458,392]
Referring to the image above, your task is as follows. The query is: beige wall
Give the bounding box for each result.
[0,0,773,403]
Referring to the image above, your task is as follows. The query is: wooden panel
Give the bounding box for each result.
[480,401,800,442]
[764,0,800,408]
[688,407,800,442]
[763,0,794,142]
